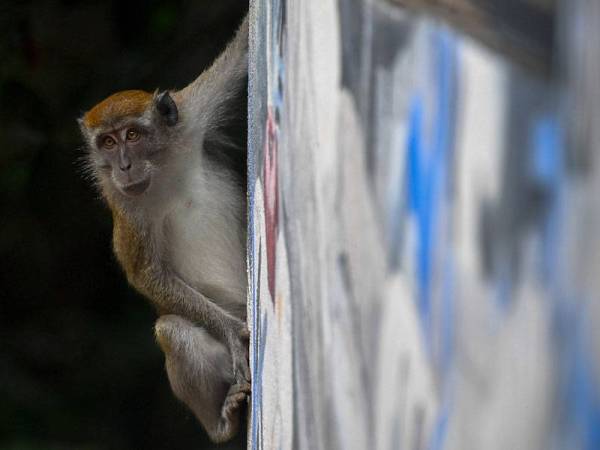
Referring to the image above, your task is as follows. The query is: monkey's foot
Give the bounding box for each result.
[212,382,250,443]
[239,326,250,340]
[223,382,251,418]
[229,325,251,385]
[229,381,251,396]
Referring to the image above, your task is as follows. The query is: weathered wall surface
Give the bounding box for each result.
[247,1,600,449]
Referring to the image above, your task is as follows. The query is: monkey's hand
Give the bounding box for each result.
[222,381,251,419]
[223,319,251,388]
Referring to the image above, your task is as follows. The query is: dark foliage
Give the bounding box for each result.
[0,1,247,449]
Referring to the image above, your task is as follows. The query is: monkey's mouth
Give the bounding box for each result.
[121,177,151,196]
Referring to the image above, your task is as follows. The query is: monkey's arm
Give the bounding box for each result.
[175,14,248,136]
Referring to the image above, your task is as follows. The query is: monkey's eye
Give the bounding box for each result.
[102,136,116,149]
[126,128,140,142]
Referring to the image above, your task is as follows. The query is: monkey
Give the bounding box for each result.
[78,15,250,443]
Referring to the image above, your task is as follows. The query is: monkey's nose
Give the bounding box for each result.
[118,149,132,171]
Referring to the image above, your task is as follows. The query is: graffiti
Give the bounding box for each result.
[248,1,600,449]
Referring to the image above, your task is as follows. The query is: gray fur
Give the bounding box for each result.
[155,315,250,443]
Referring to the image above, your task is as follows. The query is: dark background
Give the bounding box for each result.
[0,1,247,449]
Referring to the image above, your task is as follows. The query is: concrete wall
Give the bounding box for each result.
[247,1,600,449]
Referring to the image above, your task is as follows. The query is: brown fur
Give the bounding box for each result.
[83,90,153,129]
[111,208,168,315]
[111,208,150,297]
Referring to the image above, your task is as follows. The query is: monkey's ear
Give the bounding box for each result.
[155,91,179,126]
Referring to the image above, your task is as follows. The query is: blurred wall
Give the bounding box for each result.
[247,0,600,449]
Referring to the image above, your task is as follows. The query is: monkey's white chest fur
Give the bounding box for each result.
[164,162,246,317]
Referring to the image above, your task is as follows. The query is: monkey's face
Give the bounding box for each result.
[92,124,155,197]
[79,91,179,200]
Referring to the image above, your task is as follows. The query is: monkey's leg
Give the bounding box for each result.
[155,315,250,443]
[142,263,251,386]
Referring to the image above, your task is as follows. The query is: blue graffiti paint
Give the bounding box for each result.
[533,115,565,288]
[251,311,269,444]
[428,402,450,450]
[572,350,600,450]
[533,114,600,449]
[405,29,457,371]
[406,94,423,215]
[269,0,285,113]
[532,116,562,185]
[558,306,600,450]
[405,92,431,327]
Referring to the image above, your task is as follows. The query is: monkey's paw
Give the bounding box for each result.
[228,325,251,385]
[239,326,250,340]
[212,381,250,443]
[223,382,251,419]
